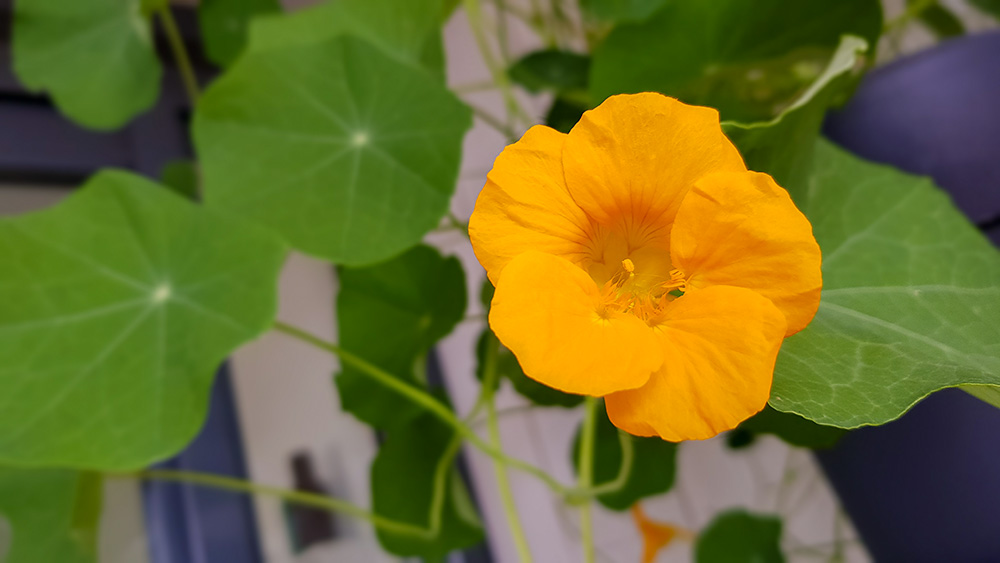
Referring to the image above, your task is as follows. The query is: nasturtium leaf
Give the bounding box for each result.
[476,329,584,407]
[0,170,286,469]
[194,35,472,266]
[724,36,869,195]
[0,468,102,563]
[508,49,590,95]
[198,0,281,67]
[736,406,846,450]
[770,140,1000,427]
[12,0,162,130]
[579,0,668,23]
[572,401,676,510]
[911,0,965,38]
[590,0,881,122]
[371,413,484,558]
[159,160,199,201]
[247,0,446,80]
[545,97,589,134]
[336,245,466,429]
[695,510,784,563]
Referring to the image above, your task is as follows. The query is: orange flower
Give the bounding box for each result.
[469,93,821,441]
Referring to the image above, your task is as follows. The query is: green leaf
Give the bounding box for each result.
[590,0,881,122]
[477,329,584,408]
[247,0,446,79]
[963,385,1000,410]
[335,245,466,428]
[198,0,282,67]
[194,35,472,266]
[0,170,286,469]
[695,510,784,563]
[969,0,1000,20]
[509,49,590,94]
[159,160,199,201]
[579,0,668,23]
[724,36,869,194]
[572,401,676,510]
[737,406,846,450]
[911,1,965,38]
[0,468,102,563]
[769,140,1000,428]
[544,97,589,134]
[371,413,483,558]
[12,0,161,130]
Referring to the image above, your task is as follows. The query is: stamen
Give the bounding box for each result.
[622,258,635,273]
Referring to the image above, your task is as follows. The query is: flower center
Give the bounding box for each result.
[598,259,687,325]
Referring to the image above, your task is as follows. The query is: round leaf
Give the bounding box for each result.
[0,170,286,469]
[771,141,1000,427]
[695,510,784,563]
[198,0,282,67]
[194,36,472,265]
[12,0,162,129]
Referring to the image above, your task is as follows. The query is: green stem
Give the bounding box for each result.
[482,335,533,562]
[588,429,634,496]
[469,104,518,141]
[462,0,533,131]
[271,321,570,496]
[137,469,431,538]
[155,6,200,105]
[577,397,598,563]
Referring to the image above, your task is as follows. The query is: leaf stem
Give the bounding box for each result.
[155,5,200,105]
[462,0,533,130]
[588,429,634,496]
[270,321,571,496]
[578,397,598,563]
[482,335,533,562]
[135,469,432,538]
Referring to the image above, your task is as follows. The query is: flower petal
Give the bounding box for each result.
[469,125,594,284]
[671,171,822,335]
[605,285,786,441]
[562,93,745,230]
[489,251,662,396]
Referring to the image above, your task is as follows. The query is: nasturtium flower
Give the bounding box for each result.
[469,93,821,442]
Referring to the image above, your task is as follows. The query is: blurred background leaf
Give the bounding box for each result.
[194,35,471,265]
[589,0,881,122]
[572,401,677,511]
[0,468,101,563]
[0,171,286,469]
[578,0,668,23]
[770,140,1000,427]
[198,0,282,67]
[12,0,162,129]
[695,510,785,563]
[371,412,484,558]
[733,406,846,450]
[158,160,199,201]
[335,245,466,429]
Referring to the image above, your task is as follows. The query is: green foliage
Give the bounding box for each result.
[590,0,881,122]
[911,0,965,38]
[509,49,590,94]
[0,170,286,469]
[198,0,282,67]
[476,329,584,407]
[969,0,1000,20]
[578,0,667,23]
[695,510,784,563]
[336,245,466,428]
[247,0,446,80]
[194,35,471,266]
[158,160,199,201]
[371,413,484,557]
[737,406,846,450]
[12,0,162,129]
[725,36,869,194]
[572,401,677,510]
[0,468,102,563]
[770,140,1000,427]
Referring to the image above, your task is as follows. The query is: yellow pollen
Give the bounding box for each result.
[622,258,635,273]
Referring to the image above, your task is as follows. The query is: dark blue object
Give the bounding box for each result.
[819,31,1000,562]
[143,367,263,563]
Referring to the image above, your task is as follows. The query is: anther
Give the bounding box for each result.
[622,258,635,273]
